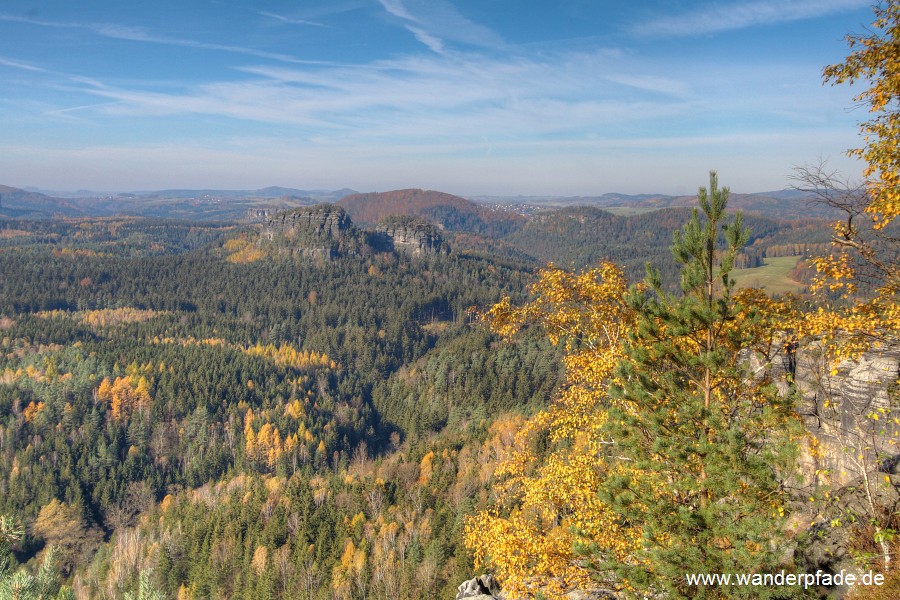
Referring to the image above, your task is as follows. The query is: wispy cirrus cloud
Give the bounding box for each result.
[603,74,692,99]
[380,0,417,22]
[0,55,47,72]
[51,48,693,140]
[0,13,328,65]
[634,0,869,37]
[258,11,328,28]
[407,27,445,54]
[377,0,505,54]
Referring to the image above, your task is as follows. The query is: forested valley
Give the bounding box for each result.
[0,212,582,598]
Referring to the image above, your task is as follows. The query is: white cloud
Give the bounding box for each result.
[634,0,869,37]
[407,27,445,54]
[0,55,46,72]
[603,74,692,99]
[0,13,327,66]
[258,11,328,27]
[377,0,505,54]
[33,39,850,156]
[64,49,686,136]
[379,0,418,22]
[0,3,866,194]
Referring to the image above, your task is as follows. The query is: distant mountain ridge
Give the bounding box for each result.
[2,183,841,222]
[468,190,842,219]
[0,185,85,218]
[23,186,359,201]
[134,187,358,201]
[1,185,360,221]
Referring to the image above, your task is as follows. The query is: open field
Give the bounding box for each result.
[732,255,805,295]
[601,206,663,216]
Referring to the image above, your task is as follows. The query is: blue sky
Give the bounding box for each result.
[0,0,875,195]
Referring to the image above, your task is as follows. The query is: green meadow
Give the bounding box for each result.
[732,255,806,295]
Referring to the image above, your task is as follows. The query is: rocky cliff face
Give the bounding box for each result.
[376,215,448,256]
[246,208,277,224]
[259,205,356,259]
[263,205,352,239]
[248,207,450,260]
[792,342,900,486]
[742,339,900,486]
[456,574,502,600]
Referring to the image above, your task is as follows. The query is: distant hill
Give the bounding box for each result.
[338,189,481,224]
[133,187,357,202]
[337,189,524,236]
[0,185,86,218]
[503,206,690,280]
[1,185,360,221]
[499,205,831,285]
[470,190,844,220]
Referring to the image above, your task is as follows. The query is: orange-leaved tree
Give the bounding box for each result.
[789,0,900,573]
[823,0,900,229]
[464,262,643,599]
[807,0,900,358]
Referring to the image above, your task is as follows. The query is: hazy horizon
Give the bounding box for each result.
[10,182,815,200]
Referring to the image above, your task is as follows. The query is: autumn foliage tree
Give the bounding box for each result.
[804,0,900,357]
[824,0,900,228]
[33,500,103,578]
[465,262,641,598]
[96,375,152,421]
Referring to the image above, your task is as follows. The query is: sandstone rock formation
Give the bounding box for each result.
[257,204,357,259]
[262,204,352,239]
[791,343,900,486]
[456,574,501,599]
[245,207,277,224]
[376,215,448,256]
[249,206,449,260]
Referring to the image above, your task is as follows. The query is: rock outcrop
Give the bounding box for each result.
[259,204,357,259]
[248,206,456,260]
[246,207,278,224]
[789,343,900,486]
[454,574,618,600]
[771,339,899,593]
[376,215,448,256]
[741,338,900,485]
[456,574,502,599]
[263,204,352,239]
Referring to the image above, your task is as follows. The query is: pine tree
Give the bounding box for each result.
[594,172,801,598]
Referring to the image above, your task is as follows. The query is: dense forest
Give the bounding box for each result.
[0,215,570,599]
